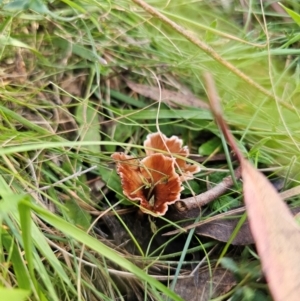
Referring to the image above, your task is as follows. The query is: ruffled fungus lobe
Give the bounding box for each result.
[144,132,200,180]
[111,152,183,216]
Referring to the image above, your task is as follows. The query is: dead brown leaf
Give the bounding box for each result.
[59,73,87,104]
[195,211,253,245]
[0,49,27,86]
[206,72,300,301]
[240,159,300,301]
[165,206,300,245]
[195,207,300,245]
[126,80,209,109]
[174,267,235,301]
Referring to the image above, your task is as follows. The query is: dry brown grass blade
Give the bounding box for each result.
[205,72,300,301]
[127,81,209,109]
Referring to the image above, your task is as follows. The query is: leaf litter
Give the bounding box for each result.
[127,80,210,110]
[166,206,300,246]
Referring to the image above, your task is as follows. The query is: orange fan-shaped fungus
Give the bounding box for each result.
[144,132,200,180]
[111,152,183,216]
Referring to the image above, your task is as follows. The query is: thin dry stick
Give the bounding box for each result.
[167,185,300,236]
[131,0,293,111]
[177,166,300,211]
[176,167,241,210]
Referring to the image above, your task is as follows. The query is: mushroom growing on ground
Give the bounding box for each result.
[111,152,183,216]
[144,132,200,181]
[111,132,200,216]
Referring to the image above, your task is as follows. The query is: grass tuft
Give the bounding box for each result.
[0,0,299,300]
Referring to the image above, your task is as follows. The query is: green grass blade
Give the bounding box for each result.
[0,288,31,301]
[2,232,31,290]
[22,199,184,301]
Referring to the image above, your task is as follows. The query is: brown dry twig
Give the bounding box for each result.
[176,167,241,211]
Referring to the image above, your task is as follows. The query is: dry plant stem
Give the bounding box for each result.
[131,0,292,111]
[177,167,241,210]
[205,72,243,162]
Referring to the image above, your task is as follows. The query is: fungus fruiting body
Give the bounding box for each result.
[111,132,200,216]
[144,132,200,180]
[111,152,182,216]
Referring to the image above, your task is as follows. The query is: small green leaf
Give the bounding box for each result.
[29,0,49,14]
[219,257,238,272]
[64,200,91,231]
[209,195,240,212]
[3,0,30,11]
[98,167,132,204]
[181,180,202,196]
[99,167,118,188]
[198,136,222,156]
[205,19,218,42]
